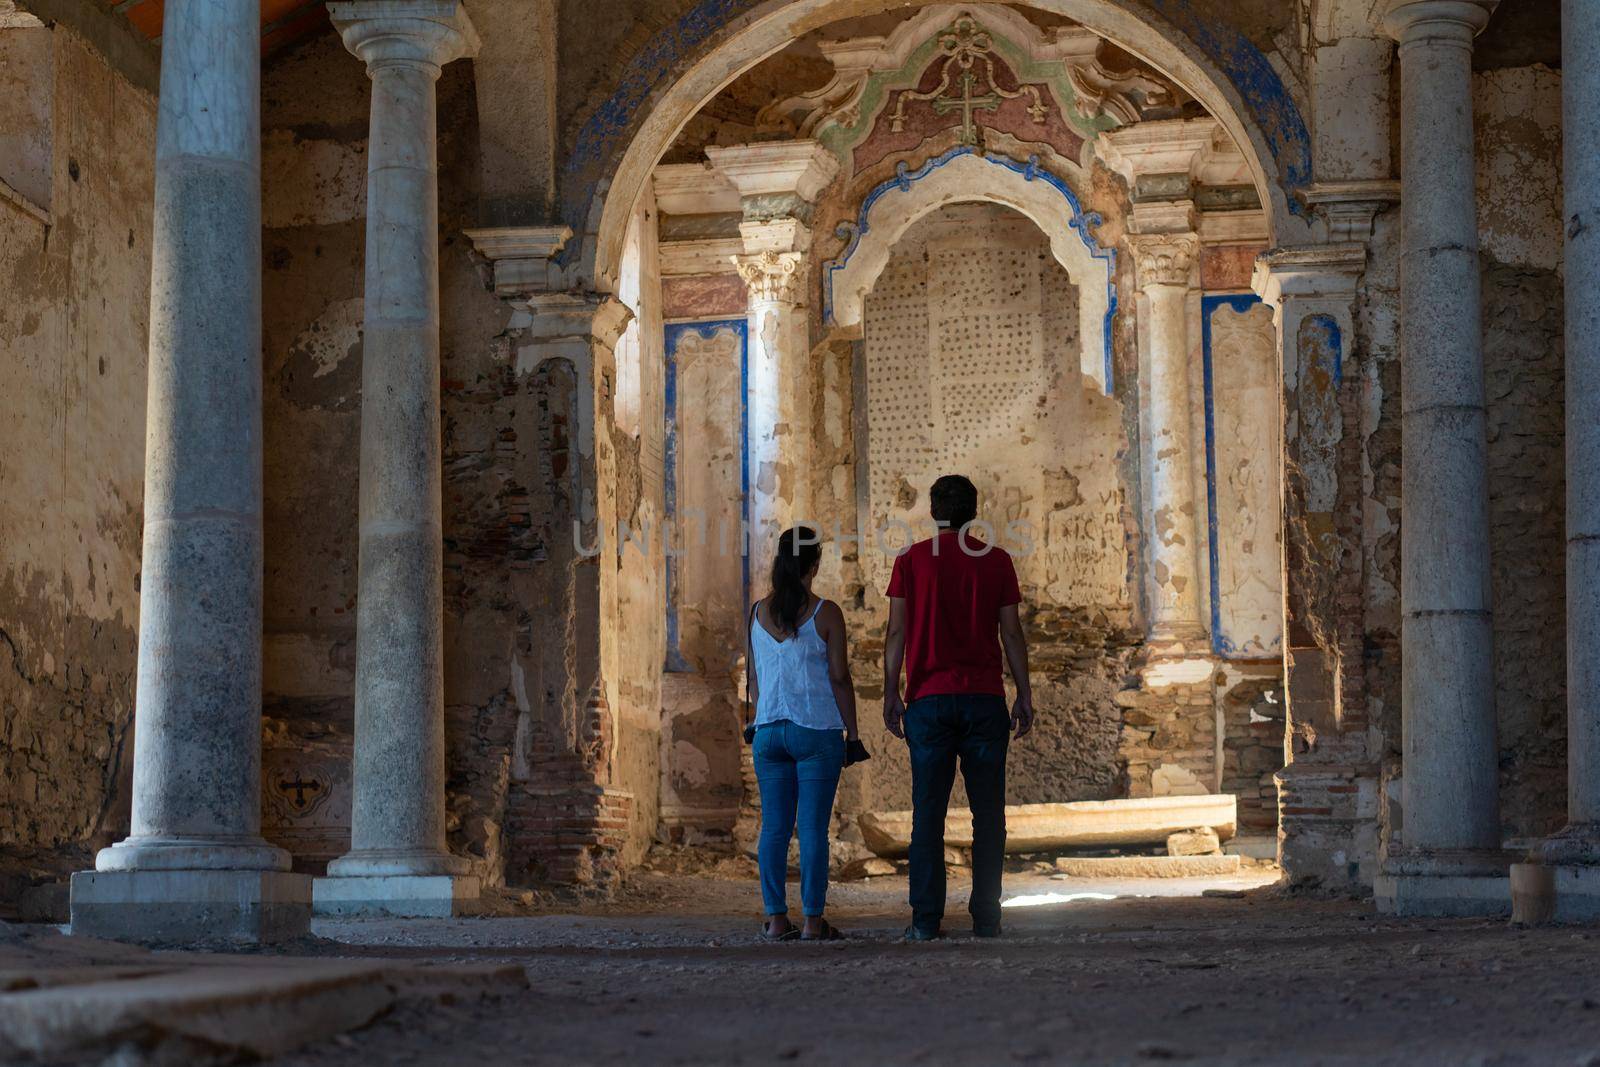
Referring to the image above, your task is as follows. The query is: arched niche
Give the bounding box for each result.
[564,0,1313,291]
[822,147,1116,395]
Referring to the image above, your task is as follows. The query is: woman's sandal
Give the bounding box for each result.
[760,920,801,942]
[800,919,845,942]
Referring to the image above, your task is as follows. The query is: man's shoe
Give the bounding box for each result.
[973,925,1001,939]
[903,925,943,941]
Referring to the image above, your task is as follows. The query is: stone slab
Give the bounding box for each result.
[70,869,312,944]
[1373,872,1512,918]
[1052,854,1242,879]
[1510,862,1600,924]
[1223,835,1279,860]
[313,874,481,918]
[858,795,1238,858]
[0,961,392,1063]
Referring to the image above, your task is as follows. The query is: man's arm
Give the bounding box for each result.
[999,603,1034,738]
[882,596,908,739]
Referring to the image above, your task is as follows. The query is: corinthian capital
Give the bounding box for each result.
[1129,233,1199,290]
[733,251,807,305]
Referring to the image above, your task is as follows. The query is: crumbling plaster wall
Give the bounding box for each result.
[1473,58,1566,844]
[0,24,152,881]
[259,34,666,882]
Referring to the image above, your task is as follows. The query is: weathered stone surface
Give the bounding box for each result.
[69,870,312,944]
[1052,854,1242,879]
[837,857,896,881]
[1166,827,1222,857]
[858,796,1237,858]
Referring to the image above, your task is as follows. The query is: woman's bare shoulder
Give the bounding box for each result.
[814,598,846,629]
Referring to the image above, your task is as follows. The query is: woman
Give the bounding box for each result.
[747,525,862,941]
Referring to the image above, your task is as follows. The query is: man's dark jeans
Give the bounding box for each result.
[905,693,1009,934]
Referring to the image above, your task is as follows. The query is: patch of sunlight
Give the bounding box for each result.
[1001,891,1118,909]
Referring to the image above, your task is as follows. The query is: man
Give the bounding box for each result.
[883,474,1033,940]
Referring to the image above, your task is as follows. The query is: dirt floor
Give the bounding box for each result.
[247,859,1600,1067]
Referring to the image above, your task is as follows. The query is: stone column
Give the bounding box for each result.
[315,0,481,918]
[734,244,811,575]
[707,142,837,581]
[1129,231,1205,644]
[1510,0,1600,922]
[1377,0,1510,917]
[69,1,312,943]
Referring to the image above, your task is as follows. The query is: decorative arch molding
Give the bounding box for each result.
[561,0,1314,289]
[822,146,1117,394]
[758,4,1136,156]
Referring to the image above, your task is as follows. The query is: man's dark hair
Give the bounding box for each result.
[929,474,979,529]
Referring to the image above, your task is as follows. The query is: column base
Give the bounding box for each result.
[312,874,481,918]
[1375,849,1515,917]
[1510,863,1600,925]
[69,869,312,943]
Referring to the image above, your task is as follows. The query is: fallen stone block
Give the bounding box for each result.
[1051,854,1243,878]
[1166,827,1223,857]
[837,857,897,881]
[0,961,396,1064]
[0,957,528,1064]
[858,795,1237,858]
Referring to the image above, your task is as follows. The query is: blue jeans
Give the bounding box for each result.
[753,720,845,917]
[905,693,1010,933]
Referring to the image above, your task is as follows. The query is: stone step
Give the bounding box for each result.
[858,795,1238,857]
[1051,854,1243,878]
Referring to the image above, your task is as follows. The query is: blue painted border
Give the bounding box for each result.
[821,146,1119,394]
[662,318,750,671]
[558,0,1313,237]
[1200,292,1261,658]
[1302,313,1343,386]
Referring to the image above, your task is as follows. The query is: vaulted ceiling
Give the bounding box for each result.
[98,0,329,54]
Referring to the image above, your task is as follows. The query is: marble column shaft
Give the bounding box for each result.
[1387,0,1501,860]
[735,251,812,580]
[326,4,477,882]
[1131,233,1204,642]
[100,0,283,874]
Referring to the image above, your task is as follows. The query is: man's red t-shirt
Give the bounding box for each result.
[886,530,1022,703]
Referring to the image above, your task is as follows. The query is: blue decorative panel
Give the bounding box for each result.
[663,319,749,671]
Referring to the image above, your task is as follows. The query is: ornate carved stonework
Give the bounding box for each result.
[733,251,806,305]
[886,16,1048,146]
[1129,233,1200,288]
[751,5,1184,168]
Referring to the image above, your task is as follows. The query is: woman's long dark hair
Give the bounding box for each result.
[769,526,822,635]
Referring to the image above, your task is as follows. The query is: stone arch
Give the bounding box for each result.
[821,147,1117,394]
[563,0,1314,290]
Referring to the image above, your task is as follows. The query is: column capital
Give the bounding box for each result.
[465,224,575,296]
[1128,232,1199,289]
[1298,179,1402,242]
[704,140,840,204]
[1252,243,1368,307]
[329,0,480,73]
[733,250,807,305]
[1382,0,1498,44]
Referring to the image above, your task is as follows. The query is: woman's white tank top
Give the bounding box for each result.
[750,600,844,731]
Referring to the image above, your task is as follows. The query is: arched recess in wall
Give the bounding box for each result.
[563,0,1313,291]
[822,147,1117,395]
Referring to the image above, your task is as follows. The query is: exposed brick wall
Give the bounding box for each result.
[504,691,635,889]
